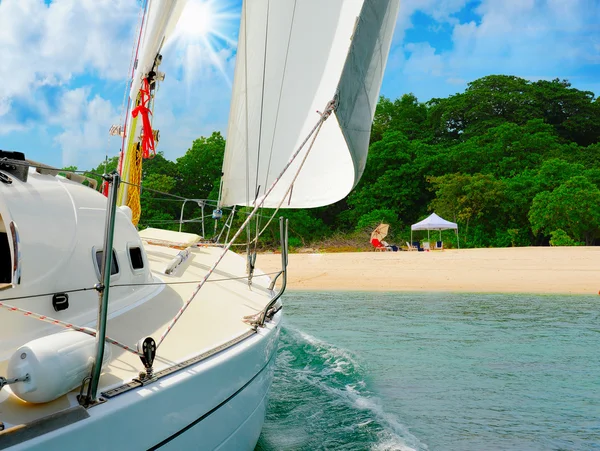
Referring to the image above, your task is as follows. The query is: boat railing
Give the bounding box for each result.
[259,217,288,326]
[83,172,120,406]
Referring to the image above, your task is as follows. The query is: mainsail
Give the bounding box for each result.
[117,0,187,222]
[220,0,400,209]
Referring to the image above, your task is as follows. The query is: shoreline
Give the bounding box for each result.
[256,247,600,295]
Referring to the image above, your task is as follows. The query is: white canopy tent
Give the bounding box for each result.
[411,212,459,248]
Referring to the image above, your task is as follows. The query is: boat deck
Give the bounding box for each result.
[0,241,277,430]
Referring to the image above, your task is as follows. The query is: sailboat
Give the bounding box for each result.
[0,0,399,449]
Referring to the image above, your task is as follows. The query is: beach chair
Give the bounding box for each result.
[412,241,423,252]
[422,242,431,251]
[406,241,416,251]
[371,238,389,251]
[435,241,443,250]
[382,240,399,252]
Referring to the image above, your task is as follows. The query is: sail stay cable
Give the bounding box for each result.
[243,0,250,211]
[250,0,271,273]
[255,0,270,199]
[242,0,252,263]
[117,0,149,207]
[262,0,297,197]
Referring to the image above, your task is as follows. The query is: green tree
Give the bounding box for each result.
[139,173,179,230]
[143,152,179,179]
[355,208,399,232]
[427,75,600,145]
[531,78,600,146]
[429,173,505,245]
[428,75,538,141]
[345,131,432,228]
[371,94,430,143]
[549,229,578,246]
[176,132,225,201]
[529,176,600,245]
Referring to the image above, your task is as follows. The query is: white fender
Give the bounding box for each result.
[7,331,112,404]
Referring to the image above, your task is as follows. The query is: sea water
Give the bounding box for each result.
[255,291,599,450]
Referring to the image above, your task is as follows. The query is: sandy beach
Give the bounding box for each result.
[256,247,600,295]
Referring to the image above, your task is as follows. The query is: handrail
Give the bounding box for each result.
[259,217,288,326]
[179,199,205,237]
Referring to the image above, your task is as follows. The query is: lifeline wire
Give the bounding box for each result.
[0,298,142,357]
[110,271,282,289]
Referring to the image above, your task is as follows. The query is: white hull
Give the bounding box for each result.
[3,311,281,451]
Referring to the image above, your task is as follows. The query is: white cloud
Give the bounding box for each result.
[0,98,11,119]
[449,0,598,74]
[394,0,470,43]
[0,0,137,102]
[447,77,466,85]
[404,43,444,77]
[53,88,120,168]
[384,0,600,101]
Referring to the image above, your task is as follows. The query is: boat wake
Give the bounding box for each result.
[256,327,427,451]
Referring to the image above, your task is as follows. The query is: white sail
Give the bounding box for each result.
[220,0,400,208]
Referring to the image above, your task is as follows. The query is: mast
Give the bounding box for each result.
[116,0,188,225]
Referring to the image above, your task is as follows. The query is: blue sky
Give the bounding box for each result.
[0,0,598,170]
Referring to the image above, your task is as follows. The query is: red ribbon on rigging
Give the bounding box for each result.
[131,78,155,159]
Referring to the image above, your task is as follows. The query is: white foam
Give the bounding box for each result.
[296,329,360,375]
[373,435,420,451]
[285,327,428,451]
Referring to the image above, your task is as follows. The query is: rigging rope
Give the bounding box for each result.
[155,99,336,349]
[125,140,143,226]
[253,109,329,240]
[124,76,159,226]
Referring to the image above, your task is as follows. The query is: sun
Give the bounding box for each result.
[168,0,239,86]
[178,1,215,39]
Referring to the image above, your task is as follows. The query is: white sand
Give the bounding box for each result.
[256,247,600,295]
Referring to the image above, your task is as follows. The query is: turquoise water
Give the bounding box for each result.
[255,292,600,450]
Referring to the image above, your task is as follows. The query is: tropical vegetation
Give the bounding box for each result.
[80,75,600,250]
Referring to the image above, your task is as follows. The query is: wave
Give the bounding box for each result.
[257,326,427,451]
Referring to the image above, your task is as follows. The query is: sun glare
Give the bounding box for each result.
[169,0,239,88]
[178,1,215,39]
